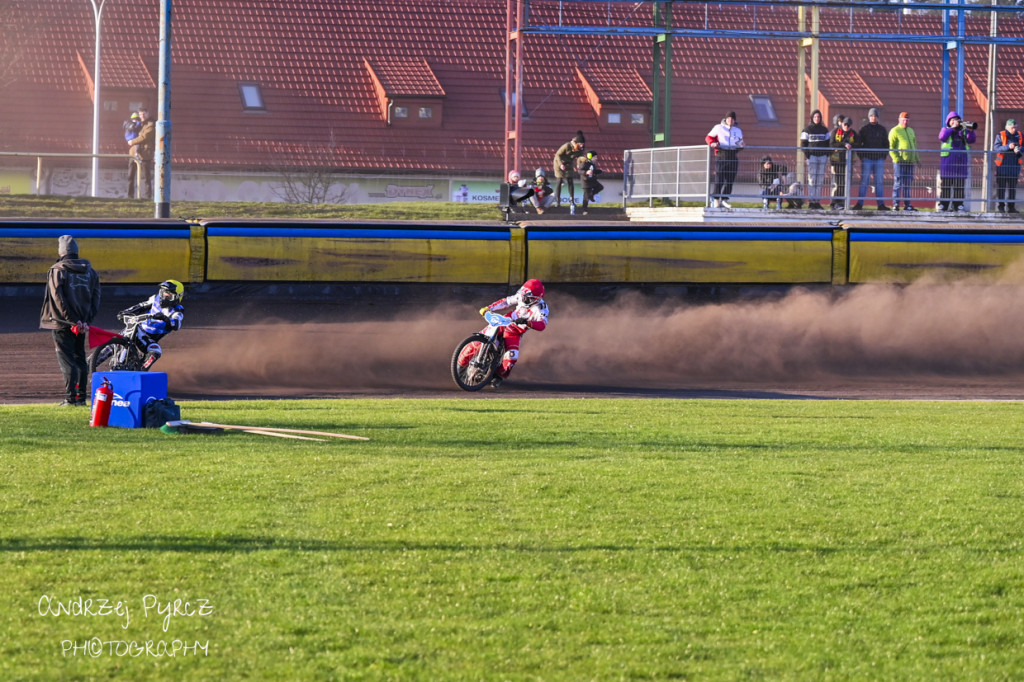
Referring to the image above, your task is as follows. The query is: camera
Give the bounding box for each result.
[962,121,978,130]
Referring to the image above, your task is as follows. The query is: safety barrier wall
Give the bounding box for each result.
[5,219,1024,287]
[0,221,194,285]
[202,221,514,285]
[847,228,1024,284]
[526,225,837,284]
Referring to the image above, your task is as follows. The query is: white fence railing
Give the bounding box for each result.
[624,144,1021,213]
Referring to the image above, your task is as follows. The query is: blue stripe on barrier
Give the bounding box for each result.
[206,227,508,240]
[528,230,834,241]
[0,228,190,238]
[850,232,1024,243]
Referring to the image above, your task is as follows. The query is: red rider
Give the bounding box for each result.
[459,279,548,387]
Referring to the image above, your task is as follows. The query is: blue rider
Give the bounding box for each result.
[117,279,185,369]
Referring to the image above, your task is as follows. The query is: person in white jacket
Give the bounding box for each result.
[705,112,745,208]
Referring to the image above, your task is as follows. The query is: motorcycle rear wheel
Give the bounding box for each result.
[451,333,500,391]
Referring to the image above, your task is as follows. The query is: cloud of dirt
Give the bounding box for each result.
[164,277,1024,395]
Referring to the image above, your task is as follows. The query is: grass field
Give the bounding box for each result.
[2,398,1024,680]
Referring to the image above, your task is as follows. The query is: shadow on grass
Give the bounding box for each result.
[3,535,1002,555]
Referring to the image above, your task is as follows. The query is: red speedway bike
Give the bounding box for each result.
[450,310,513,391]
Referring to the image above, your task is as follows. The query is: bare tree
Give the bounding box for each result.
[271,166,343,204]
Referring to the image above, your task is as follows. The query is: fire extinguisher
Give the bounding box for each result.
[90,378,113,427]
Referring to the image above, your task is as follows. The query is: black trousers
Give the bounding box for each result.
[713,151,738,199]
[581,180,604,208]
[996,172,1019,209]
[53,327,88,401]
[555,176,575,204]
[938,177,966,210]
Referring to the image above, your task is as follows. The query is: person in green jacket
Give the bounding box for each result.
[888,112,920,211]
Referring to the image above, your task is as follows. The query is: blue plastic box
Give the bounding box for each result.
[91,371,168,428]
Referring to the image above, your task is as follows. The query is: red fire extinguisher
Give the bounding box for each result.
[90,378,113,427]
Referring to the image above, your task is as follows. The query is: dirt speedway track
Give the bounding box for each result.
[5,285,1024,403]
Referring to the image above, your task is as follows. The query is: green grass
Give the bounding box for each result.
[0,195,503,221]
[0,195,635,221]
[2,398,1024,680]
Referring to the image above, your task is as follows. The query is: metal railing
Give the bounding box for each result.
[624,144,1021,213]
[0,151,144,198]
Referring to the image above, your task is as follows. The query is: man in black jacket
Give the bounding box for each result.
[40,235,101,406]
[800,109,830,210]
[852,108,891,210]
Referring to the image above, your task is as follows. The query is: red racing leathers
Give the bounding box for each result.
[461,291,549,378]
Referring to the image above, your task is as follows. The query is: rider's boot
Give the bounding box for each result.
[142,350,161,370]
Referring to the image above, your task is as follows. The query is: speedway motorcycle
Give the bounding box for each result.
[450,310,512,391]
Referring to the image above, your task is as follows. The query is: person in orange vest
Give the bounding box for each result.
[994,118,1023,214]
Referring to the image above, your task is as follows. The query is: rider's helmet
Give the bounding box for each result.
[158,279,184,306]
[535,167,545,178]
[518,279,545,305]
[508,170,521,184]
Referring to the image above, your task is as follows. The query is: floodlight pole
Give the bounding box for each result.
[154,0,172,218]
[89,0,108,198]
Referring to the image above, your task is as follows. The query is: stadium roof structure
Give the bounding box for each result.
[2,0,1024,180]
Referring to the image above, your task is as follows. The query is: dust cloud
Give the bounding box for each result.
[163,279,1024,395]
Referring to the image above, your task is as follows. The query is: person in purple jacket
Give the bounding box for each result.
[937,111,977,212]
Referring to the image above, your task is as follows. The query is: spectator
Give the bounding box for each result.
[123,112,142,198]
[39,235,101,406]
[778,172,805,209]
[529,168,555,214]
[937,111,977,212]
[829,116,857,209]
[578,150,604,214]
[994,118,1023,214]
[127,108,155,199]
[759,156,787,209]
[553,131,586,208]
[705,111,744,209]
[889,112,920,211]
[800,109,831,210]
[503,170,535,215]
[853,108,890,211]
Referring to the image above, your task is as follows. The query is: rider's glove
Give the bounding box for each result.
[479,307,489,316]
[513,316,531,327]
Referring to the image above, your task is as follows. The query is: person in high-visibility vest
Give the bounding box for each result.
[994,119,1024,214]
[937,111,977,212]
[888,112,920,211]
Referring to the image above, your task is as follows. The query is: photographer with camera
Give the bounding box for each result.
[937,111,977,212]
[994,119,1024,214]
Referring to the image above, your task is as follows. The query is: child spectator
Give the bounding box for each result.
[759,156,787,209]
[578,151,604,214]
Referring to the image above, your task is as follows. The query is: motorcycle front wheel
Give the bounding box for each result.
[451,333,500,391]
[88,337,143,374]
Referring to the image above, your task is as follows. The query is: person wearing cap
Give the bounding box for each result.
[127,108,155,199]
[528,168,555,214]
[578,150,604,214]
[123,111,143,198]
[800,109,831,210]
[39,235,101,406]
[829,116,857,209]
[853,107,890,211]
[705,111,745,209]
[888,112,920,211]
[937,111,977,212]
[759,156,787,209]
[553,130,587,208]
[993,118,1024,214]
